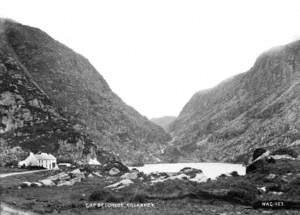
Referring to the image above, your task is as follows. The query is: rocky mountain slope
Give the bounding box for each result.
[0,19,170,165]
[151,116,176,132]
[168,41,300,162]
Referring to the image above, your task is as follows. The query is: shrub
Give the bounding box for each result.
[4,160,18,167]
[272,148,298,158]
[227,188,256,205]
[283,177,300,197]
[230,171,239,177]
[26,166,46,170]
[130,190,148,203]
[105,194,124,203]
[89,189,114,201]
[252,148,267,161]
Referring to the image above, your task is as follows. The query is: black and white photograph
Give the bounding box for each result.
[0,0,299,214]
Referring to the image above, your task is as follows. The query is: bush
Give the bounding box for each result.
[26,166,46,170]
[89,189,122,202]
[130,190,148,203]
[283,177,300,197]
[272,148,298,158]
[4,160,18,167]
[227,188,256,205]
[252,148,267,161]
[89,189,113,201]
[105,194,124,203]
[230,171,239,177]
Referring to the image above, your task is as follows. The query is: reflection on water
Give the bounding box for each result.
[131,162,245,179]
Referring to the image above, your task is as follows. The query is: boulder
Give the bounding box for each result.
[70,169,81,175]
[109,167,120,176]
[31,182,43,187]
[39,179,55,186]
[265,173,276,180]
[271,148,298,158]
[57,177,81,186]
[70,169,85,178]
[246,149,274,174]
[88,158,101,165]
[252,148,267,161]
[93,172,103,177]
[105,179,133,190]
[246,159,265,174]
[121,170,139,180]
[179,167,202,178]
[103,161,129,173]
[57,181,75,186]
[48,172,70,181]
[20,181,31,188]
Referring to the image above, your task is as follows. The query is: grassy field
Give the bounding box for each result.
[0,166,27,174]
[1,158,299,214]
[1,171,300,214]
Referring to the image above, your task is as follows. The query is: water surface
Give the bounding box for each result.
[131,162,245,179]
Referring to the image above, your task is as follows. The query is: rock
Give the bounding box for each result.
[20,181,31,188]
[266,184,281,193]
[121,170,139,180]
[48,172,70,181]
[179,167,202,178]
[252,148,267,161]
[271,148,298,158]
[246,150,275,174]
[150,170,207,184]
[70,169,84,178]
[271,154,295,160]
[265,173,276,180]
[31,182,43,187]
[103,161,129,173]
[188,172,207,183]
[281,175,289,183]
[57,177,81,186]
[28,98,42,108]
[246,159,264,174]
[39,179,55,186]
[269,191,283,195]
[93,172,103,177]
[230,171,239,177]
[258,186,266,193]
[105,179,133,190]
[88,158,101,165]
[57,181,74,186]
[109,167,120,176]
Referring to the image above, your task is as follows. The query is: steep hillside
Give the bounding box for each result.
[0,30,114,165]
[151,116,176,132]
[0,19,170,164]
[169,41,300,162]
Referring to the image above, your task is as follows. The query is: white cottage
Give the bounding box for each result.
[18,152,57,170]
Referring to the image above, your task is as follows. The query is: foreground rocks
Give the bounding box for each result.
[11,147,300,213]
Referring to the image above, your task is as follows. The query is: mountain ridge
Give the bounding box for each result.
[151,116,176,132]
[168,40,300,162]
[0,19,170,165]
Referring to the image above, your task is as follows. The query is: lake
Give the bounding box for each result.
[130,162,245,179]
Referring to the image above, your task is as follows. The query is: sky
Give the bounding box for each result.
[1,0,300,119]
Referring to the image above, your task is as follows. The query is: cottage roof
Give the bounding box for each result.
[34,153,56,160]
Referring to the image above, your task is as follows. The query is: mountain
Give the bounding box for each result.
[168,41,300,162]
[0,19,170,165]
[151,116,176,132]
